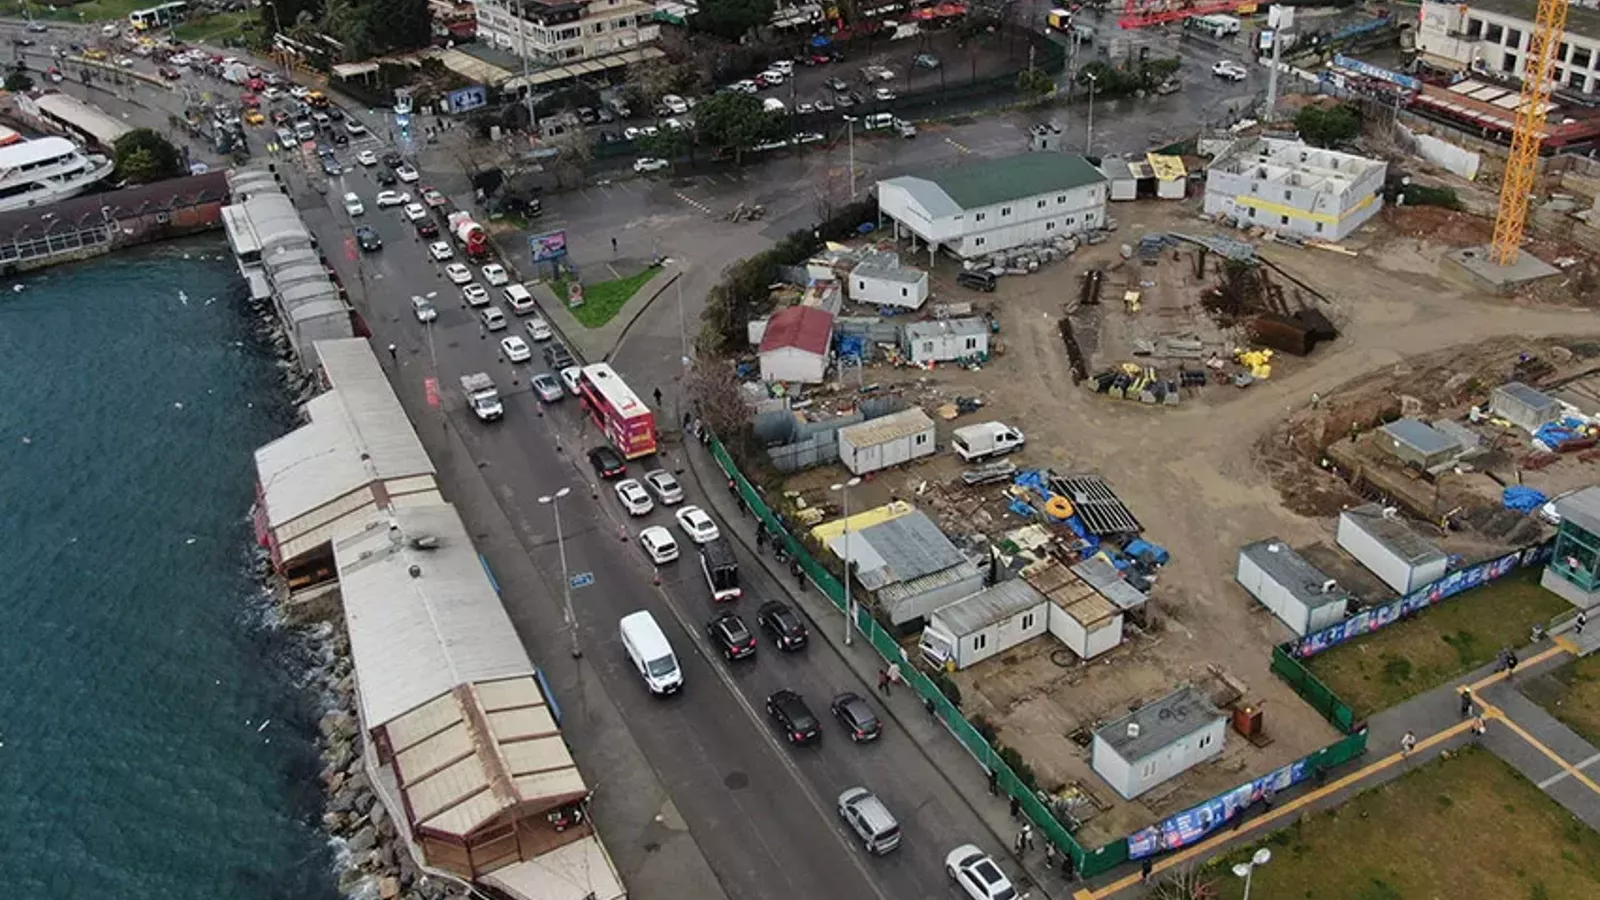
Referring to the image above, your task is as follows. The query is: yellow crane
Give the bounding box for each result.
[1491,0,1570,265]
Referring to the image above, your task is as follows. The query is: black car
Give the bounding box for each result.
[707,611,756,661]
[327,107,344,120]
[766,689,821,745]
[415,218,439,238]
[543,341,575,370]
[588,446,626,480]
[757,600,807,651]
[374,168,398,187]
[382,151,404,169]
[331,132,349,146]
[830,691,882,743]
[355,225,382,252]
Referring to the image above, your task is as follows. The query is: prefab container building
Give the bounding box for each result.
[1099,156,1138,201]
[1336,504,1449,595]
[901,318,990,365]
[837,406,937,475]
[1235,539,1351,637]
[920,579,1049,670]
[849,261,930,310]
[1022,557,1124,660]
[1379,417,1460,469]
[1490,381,1561,433]
[1092,686,1228,800]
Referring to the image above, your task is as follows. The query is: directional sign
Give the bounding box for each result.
[570,572,595,589]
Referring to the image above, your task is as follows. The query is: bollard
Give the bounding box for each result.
[619,525,629,542]
[652,567,661,586]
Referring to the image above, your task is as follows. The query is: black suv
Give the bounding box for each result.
[382,151,404,169]
[375,168,398,187]
[830,691,882,743]
[544,340,576,370]
[757,600,807,651]
[706,611,756,661]
[766,689,820,744]
[355,225,382,252]
[588,446,626,479]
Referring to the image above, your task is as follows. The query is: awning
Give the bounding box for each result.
[331,61,379,78]
[481,836,626,900]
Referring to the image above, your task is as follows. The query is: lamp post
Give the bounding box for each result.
[1083,71,1098,158]
[842,115,859,200]
[831,477,862,646]
[538,487,581,658]
[1232,848,1273,900]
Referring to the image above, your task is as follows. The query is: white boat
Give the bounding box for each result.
[0,137,115,212]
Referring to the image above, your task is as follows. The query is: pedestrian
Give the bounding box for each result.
[791,557,803,585]
[1009,793,1020,820]
[1471,714,1488,739]
[1013,830,1025,854]
[1261,782,1275,812]
[1021,823,1034,852]
[1141,857,1154,884]
[1507,650,1519,678]
[887,661,901,691]
[1310,391,1321,409]
[682,410,692,429]
[653,386,663,407]
[387,342,396,360]
[988,768,999,796]
[1043,841,1056,869]
[611,236,618,253]
[1460,686,1473,718]
[1578,611,1588,636]
[1401,730,1417,756]
[878,669,890,695]
[1061,852,1075,881]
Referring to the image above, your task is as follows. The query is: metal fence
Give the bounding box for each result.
[0,223,114,265]
[1271,643,1359,734]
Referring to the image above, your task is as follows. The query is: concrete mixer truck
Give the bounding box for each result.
[446,210,490,261]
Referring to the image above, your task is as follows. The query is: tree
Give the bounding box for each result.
[261,0,322,35]
[1017,68,1054,98]
[4,70,33,92]
[1144,864,1218,900]
[113,129,184,184]
[636,128,692,164]
[686,360,753,441]
[694,91,779,164]
[544,131,593,189]
[624,60,701,112]
[367,0,432,53]
[691,0,775,42]
[1296,103,1362,147]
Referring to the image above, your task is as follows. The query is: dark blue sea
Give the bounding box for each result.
[0,240,340,900]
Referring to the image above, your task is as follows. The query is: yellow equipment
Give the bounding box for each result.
[1491,0,1569,265]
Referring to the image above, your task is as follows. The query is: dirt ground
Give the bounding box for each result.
[771,196,1600,846]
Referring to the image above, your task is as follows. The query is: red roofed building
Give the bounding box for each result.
[759,305,835,384]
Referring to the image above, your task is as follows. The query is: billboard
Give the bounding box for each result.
[448,85,489,114]
[529,231,568,262]
[1128,759,1312,859]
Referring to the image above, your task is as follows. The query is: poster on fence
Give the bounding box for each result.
[1127,760,1310,859]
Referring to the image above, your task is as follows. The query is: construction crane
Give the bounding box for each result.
[1491,0,1569,264]
[1119,0,1257,29]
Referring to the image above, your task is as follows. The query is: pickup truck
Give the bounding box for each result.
[460,373,504,422]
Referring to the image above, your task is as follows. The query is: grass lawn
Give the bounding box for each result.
[555,266,662,329]
[1199,746,1600,900]
[1523,652,1600,749]
[1305,569,1568,717]
[1,0,155,22]
[173,11,254,43]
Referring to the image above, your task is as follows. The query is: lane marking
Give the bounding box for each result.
[945,137,973,154]
[1538,752,1600,788]
[1478,699,1600,798]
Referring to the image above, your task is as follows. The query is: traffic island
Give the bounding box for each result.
[556,265,664,329]
[532,263,680,363]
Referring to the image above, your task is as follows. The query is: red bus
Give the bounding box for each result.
[577,363,657,459]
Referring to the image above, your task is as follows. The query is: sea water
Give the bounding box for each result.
[0,240,339,900]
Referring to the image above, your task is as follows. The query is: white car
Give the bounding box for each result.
[500,334,532,362]
[661,93,690,115]
[525,317,553,341]
[356,150,378,167]
[428,241,454,261]
[116,56,134,67]
[644,469,685,505]
[635,157,670,173]
[375,190,409,208]
[481,263,509,286]
[639,526,680,564]
[1212,60,1248,81]
[289,86,311,99]
[410,295,437,323]
[759,69,786,85]
[1542,489,1580,525]
[615,479,655,516]
[674,506,720,545]
[403,202,428,222]
[664,117,690,132]
[771,59,795,75]
[342,192,364,216]
[559,365,583,395]
[395,164,420,183]
[874,87,896,101]
[462,283,489,306]
[946,846,1015,900]
[445,263,473,285]
[731,79,759,94]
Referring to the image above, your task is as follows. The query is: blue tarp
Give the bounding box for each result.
[1125,538,1170,567]
[1503,486,1548,513]
[1535,417,1590,450]
[836,335,866,360]
[1010,498,1038,519]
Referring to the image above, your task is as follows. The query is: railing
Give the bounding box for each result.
[0,224,114,264]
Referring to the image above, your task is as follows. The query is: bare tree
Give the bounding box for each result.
[686,360,753,440]
[544,130,593,189]
[1145,863,1219,900]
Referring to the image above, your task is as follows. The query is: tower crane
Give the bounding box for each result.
[1491,0,1569,264]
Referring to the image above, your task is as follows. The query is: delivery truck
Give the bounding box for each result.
[460,372,503,422]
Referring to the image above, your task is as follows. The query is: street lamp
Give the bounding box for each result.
[831,477,862,646]
[1231,848,1272,900]
[1083,71,1098,158]
[842,115,859,200]
[538,487,581,658]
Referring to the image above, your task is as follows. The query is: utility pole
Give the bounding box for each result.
[1083,72,1098,157]
[832,477,862,646]
[539,487,581,658]
[1264,6,1294,122]
[843,115,858,199]
[518,1,538,133]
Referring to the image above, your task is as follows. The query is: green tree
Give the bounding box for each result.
[693,91,779,164]
[113,129,185,184]
[260,0,322,35]
[366,0,433,53]
[4,70,33,92]
[1017,68,1054,98]
[1296,103,1362,147]
[692,0,775,42]
[636,127,692,164]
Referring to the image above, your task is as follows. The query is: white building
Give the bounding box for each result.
[1092,687,1228,800]
[901,318,990,364]
[877,152,1109,261]
[837,406,937,475]
[1021,557,1124,661]
[849,260,930,309]
[1416,0,1600,95]
[758,305,834,383]
[1204,137,1387,241]
[1236,539,1352,637]
[475,0,661,66]
[920,579,1049,670]
[1337,505,1450,596]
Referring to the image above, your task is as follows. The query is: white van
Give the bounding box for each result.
[763,97,786,114]
[503,283,537,315]
[620,611,682,695]
[952,421,1025,461]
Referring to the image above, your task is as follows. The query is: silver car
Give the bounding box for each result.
[531,372,564,402]
[645,469,685,505]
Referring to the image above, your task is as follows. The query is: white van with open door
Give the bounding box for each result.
[620,610,682,696]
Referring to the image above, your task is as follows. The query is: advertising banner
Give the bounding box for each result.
[529,230,569,262]
[1128,759,1310,859]
[448,85,488,114]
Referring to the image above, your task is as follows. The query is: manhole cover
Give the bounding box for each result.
[723,770,749,790]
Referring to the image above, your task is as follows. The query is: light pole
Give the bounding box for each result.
[831,477,862,646]
[538,487,581,658]
[1083,71,1098,157]
[1232,848,1272,900]
[843,115,858,200]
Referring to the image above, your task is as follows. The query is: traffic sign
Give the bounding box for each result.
[570,572,595,589]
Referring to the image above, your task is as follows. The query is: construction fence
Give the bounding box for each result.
[1271,643,1360,734]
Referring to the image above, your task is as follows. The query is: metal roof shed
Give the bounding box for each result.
[1379,417,1460,469]
[837,406,936,475]
[1336,505,1449,594]
[901,317,990,364]
[1490,381,1561,433]
[1092,687,1228,800]
[1235,539,1351,637]
[849,262,930,310]
[1022,557,1124,660]
[922,579,1049,670]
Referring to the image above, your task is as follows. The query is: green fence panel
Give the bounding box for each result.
[1271,644,1358,734]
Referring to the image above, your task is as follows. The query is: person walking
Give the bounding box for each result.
[1506,650,1520,679]
[1043,841,1056,869]
[387,342,397,361]
[1009,793,1020,820]
[1401,730,1417,756]
[1577,611,1588,636]
[886,662,901,692]
[1061,851,1075,882]
[1460,686,1474,718]
[1471,714,1489,739]
[1261,781,1275,812]
[611,236,618,253]
[877,669,890,696]
[1021,823,1034,852]
[1141,857,1154,884]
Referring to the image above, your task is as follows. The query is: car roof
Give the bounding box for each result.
[641,525,672,540]
[759,600,789,614]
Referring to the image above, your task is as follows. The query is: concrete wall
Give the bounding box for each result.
[1403,125,1483,181]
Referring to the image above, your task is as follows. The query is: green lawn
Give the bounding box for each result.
[173,10,254,43]
[1306,569,1569,717]
[1197,746,1600,900]
[1,0,157,22]
[555,266,661,329]
[1523,652,1600,750]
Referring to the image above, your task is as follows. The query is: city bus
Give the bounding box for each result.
[129,1,189,30]
[576,363,657,459]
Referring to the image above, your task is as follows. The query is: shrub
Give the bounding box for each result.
[931,671,963,708]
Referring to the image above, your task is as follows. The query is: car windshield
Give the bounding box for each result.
[646,655,677,677]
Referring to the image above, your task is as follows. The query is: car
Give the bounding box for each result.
[342,192,365,216]
[588,446,627,479]
[321,157,342,176]
[674,506,720,545]
[640,525,680,565]
[481,306,507,332]
[661,93,690,114]
[396,164,420,183]
[446,263,474,285]
[663,116,690,132]
[793,131,825,145]
[525,317,553,341]
[25,20,45,32]
[500,334,532,362]
[1212,60,1248,81]
[531,372,564,402]
[614,478,655,516]
[410,295,437,323]
[331,132,349,146]
[374,168,398,187]
[770,59,795,75]
[289,85,311,99]
[344,118,367,136]
[830,692,882,743]
[276,127,296,146]
[84,48,108,61]
[559,365,583,394]
[874,87,896,101]
[545,342,576,370]
[381,151,403,168]
[403,202,428,222]
[634,157,669,173]
[838,787,902,855]
[757,600,808,651]
[481,263,509,286]
[707,611,756,660]
[244,109,268,126]
[835,94,856,108]
[355,225,382,252]
[758,69,786,86]
[914,53,941,69]
[415,219,438,238]
[731,79,759,94]
[946,845,1016,900]
[797,102,816,115]
[428,241,454,261]
[808,53,832,66]
[375,190,409,208]
[826,77,850,92]
[643,469,685,505]
[158,66,181,80]
[356,150,378,167]
[766,689,820,744]
[421,188,447,208]
[814,98,835,112]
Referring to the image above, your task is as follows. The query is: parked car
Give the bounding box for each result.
[462,284,489,307]
[531,372,564,402]
[500,334,532,362]
[640,525,679,564]
[1212,60,1248,81]
[375,190,409,208]
[559,365,583,394]
[634,157,670,173]
[758,600,808,651]
[375,168,398,187]
[766,689,820,744]
[838,787,901,855]
[914,53,941,69]
[874,87,897,102]
[707,611,757,660]
[644,469,684,505]
[831,692,882,743]
[588,445,627,479]
[356,150,378,166]
[545,342,576,370]
[395,164,420,183]
[415,218,438,238]
[403,202,428,222]
[410,295,437,323]
[674,506,720,544]
[614,478,655,516]
[421,188,447,208]
[826,77,849,92]
[946,846,1016,900]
